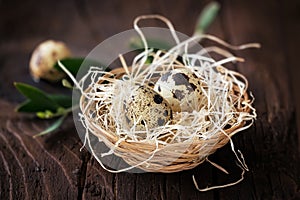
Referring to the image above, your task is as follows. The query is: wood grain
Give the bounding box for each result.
[0,0,299,199]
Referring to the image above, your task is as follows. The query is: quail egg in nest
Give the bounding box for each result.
[123,86,173,131]
[154,68,205,112]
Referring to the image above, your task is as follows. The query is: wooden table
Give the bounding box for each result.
[1,0,299,199]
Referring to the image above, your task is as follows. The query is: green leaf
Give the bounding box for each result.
[48,94,72,108]
[54,58,104,76]
[194,1,220,35]
[14,82,72,113]
[16,100,54,113]
[129,37,172,51]
[14,82,60,112]
[33,115,66,138]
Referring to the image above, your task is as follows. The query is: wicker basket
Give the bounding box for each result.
[80,67,251,173]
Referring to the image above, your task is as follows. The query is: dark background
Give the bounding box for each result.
[0,0,299,199]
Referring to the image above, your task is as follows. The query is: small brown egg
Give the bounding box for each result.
[124,86,172,131]
[154,68,204,112]
[29,40,71,82]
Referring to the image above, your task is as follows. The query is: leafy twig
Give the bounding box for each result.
[14,82,73,136]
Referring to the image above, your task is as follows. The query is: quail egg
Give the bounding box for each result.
[154,68,204,112]
[29,40,71,82]
[124,86,172,131]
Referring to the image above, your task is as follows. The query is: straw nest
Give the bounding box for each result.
[74,15,257,173]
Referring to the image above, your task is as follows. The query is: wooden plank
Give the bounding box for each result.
[0,0,299,199]
[83,158,115,199]
[215,0,300,199]
[281,0,300,148]
[0,101,79,199]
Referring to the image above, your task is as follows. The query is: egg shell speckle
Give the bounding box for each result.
[124,86,172,131]
[154,68,204,112]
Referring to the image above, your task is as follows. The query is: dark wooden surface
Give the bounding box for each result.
[1,0,300,199]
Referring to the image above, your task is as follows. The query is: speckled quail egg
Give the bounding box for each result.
[154,68,204,112]
[124,86,173,131]
[29,40,72,82]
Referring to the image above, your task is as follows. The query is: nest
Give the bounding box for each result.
[71,15,258,173]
